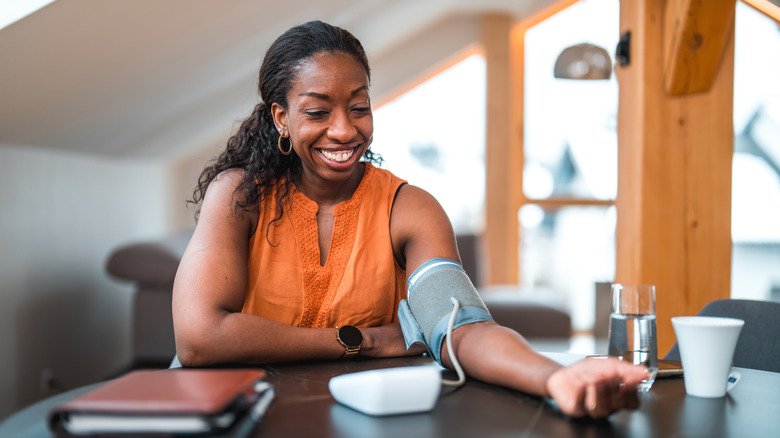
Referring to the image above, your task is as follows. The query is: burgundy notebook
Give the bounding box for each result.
[48,369,271,436]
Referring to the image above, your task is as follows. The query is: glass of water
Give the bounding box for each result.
[607,283,658,392]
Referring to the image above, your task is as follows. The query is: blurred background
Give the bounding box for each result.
[1,0,778,420]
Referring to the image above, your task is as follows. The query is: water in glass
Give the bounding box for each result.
[608,313,658,391]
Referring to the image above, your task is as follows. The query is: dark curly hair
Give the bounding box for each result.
[191,20,381,227]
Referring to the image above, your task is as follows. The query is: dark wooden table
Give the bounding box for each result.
[2,356,779,437]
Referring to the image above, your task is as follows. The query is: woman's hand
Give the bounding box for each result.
[360,322,427,358]
[545,358,648,419]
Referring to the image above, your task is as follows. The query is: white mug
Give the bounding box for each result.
[671,316,744,398]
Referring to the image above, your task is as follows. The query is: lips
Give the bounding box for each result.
[317,146,360,165]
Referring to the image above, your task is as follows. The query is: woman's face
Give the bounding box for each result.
[272,51,373,187]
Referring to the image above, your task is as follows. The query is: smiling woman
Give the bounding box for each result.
[270,52,373,191]
[175,20,413,367]
[171,20,648,420]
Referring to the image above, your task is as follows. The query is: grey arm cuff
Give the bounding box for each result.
[398,302,492,364]
[428,306,493,364]
[397,258,494,366]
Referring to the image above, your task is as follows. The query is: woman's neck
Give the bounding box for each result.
[295,163,366,208]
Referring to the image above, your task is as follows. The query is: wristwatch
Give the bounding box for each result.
[337,325,363,359]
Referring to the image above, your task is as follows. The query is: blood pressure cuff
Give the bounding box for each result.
[397,258,494,365]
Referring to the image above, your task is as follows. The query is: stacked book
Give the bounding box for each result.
[48,369,273,436]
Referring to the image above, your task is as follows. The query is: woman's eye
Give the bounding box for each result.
[305,110,328,118]
[352,106,371,115]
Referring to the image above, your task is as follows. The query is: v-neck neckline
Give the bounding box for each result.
[290,164,375,268]
[288,164,376,327]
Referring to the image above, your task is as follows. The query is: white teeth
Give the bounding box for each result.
[320,148,355,163]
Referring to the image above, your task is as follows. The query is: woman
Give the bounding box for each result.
[172,20,647,419]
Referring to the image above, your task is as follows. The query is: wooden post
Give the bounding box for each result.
[482,14,523,285]
[616,0,735,353]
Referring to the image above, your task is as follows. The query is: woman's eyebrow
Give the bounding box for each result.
[350,85,368,96]
[298,85,369,100]
[299,91,329,100]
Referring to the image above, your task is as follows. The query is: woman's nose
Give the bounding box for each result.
[328,111,357,143]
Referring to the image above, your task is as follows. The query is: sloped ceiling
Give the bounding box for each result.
[0,0,556,160]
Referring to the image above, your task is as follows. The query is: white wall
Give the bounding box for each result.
[169,141,225,231]
[0,144,169,419]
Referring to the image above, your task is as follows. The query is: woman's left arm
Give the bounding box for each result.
[390,184,647,419]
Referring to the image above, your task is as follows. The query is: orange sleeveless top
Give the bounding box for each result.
[242,164,407,328]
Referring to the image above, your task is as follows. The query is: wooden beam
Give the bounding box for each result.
[617,0,735,353]
[374,45,483,108]
[663,0,736,95]
[482,14,523,285]
[742,0,780,23]
[523,198,615,208]
[519,0,579,29]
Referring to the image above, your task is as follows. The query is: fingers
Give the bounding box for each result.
[584,383,601,418]
[588,360,644,418]
[586,379,622,419]
[612,359,651,385]
[547,358,645,419]
[620,383,640,410]
[545,369,586,417]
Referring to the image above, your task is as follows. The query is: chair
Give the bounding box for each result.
[455,233,482,288]
[106,231,192,372]
[455,234,571,338]
[479,285,572,339]
[664,298,780,373]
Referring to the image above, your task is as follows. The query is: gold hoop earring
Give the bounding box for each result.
[277,132,292,156]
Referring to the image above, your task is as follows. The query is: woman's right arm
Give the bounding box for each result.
[172,170,346,366]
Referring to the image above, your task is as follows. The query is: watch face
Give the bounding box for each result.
[338,325,362,347]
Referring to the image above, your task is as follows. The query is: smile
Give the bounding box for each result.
[318,147,357,163]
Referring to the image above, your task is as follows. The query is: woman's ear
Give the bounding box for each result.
[270,102,287,134]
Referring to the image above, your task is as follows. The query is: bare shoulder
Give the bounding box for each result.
[198,168,257,237]
[393,184,445,214]
[391,184,449,231]
[203,168,247,204]
[390,184,458,270]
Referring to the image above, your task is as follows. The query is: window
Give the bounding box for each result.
[522,0,619,330]
[372,53,486,235]
[731,2,780,302]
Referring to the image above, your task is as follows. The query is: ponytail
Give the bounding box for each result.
[190,101,300,222]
